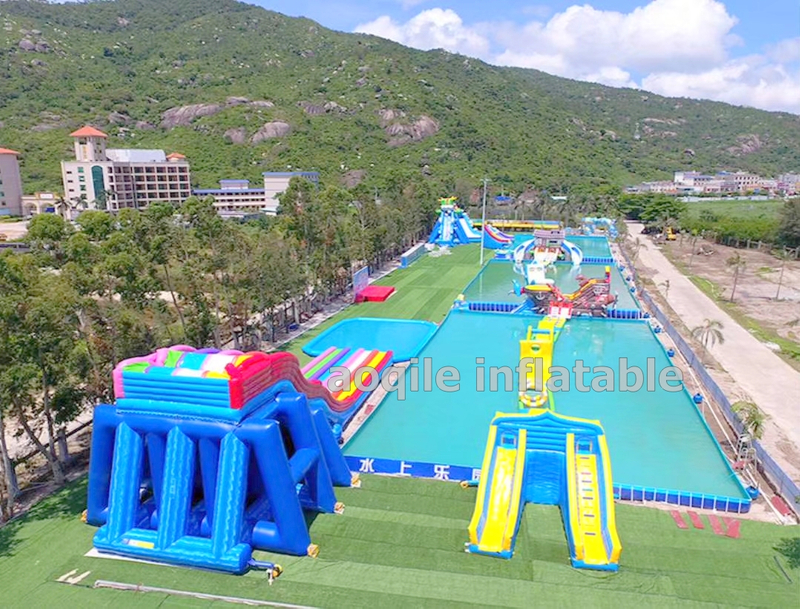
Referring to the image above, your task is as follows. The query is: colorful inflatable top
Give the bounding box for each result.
[113,345,393,419]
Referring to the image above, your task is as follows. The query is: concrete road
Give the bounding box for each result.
[628,221,800,483]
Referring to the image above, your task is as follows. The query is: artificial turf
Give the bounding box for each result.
[283,244,484,363]
[0,475,798,608]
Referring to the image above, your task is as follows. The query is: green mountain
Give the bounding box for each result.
[2,0,800,195]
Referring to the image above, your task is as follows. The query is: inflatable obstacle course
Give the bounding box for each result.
[86,345,365,574]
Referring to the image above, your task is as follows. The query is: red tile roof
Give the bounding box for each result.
[0,147,20,155]
[166,152,186,159]
[69,126,108,138]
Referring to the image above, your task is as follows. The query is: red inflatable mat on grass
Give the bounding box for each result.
[355,285,396,303]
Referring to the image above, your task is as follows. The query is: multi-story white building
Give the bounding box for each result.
[193,180,271,216]
[731,171,760,193]
[61,126,192,213]
[0,147,23,217]
[194,172,320,216]
[262,171,319,213]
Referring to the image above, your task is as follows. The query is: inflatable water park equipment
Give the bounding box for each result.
[85,345,381,574]
[518,317,566,409]
[467,410,622,571]
[428,197,518,248]
[517,266,617,317]
[512,228,583,283]
[474,219,562,232]
[582,217,618,239]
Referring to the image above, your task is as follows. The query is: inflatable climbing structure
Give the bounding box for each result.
[86,346,358,574]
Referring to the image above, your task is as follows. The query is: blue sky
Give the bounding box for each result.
[251,0,800,113]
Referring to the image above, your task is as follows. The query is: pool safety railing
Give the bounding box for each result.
[401,243,427,268]
[582,256,615,265]
[615,485,750,513]
[343,455,751,514]
[619,245,800,513]
[606,308,644,320]
[465,302,519,313]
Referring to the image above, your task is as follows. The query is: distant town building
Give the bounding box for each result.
[0,148,23,217]
[21,192,59,217]
[193,172,320,216]
[61,126,192,214]
[628,168,797,197]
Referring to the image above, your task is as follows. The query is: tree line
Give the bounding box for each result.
[0,176,438,520]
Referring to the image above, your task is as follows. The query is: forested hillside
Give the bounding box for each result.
[1,0,800,195]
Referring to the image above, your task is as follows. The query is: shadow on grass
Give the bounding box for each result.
[0,476,87,559]
[775,537,800,569]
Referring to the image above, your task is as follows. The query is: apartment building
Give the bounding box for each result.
[262,171,319,213]
[61,126,191,214]
[0,148,23,217]
[193,179,270,216]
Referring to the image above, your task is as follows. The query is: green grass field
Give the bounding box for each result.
[682,199,783,221]
[3,243,799,607]
[283,244,483,364]
[0,475,798,608]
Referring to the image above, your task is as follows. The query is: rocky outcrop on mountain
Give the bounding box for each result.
[298,100,348,115]
[342,169,366,188]
[107,111,131,125]
[161,98,275,128]
[224,127,248,144]
[250,121,291,143]
[161,103,223,128]
[727,134,765,156]
[135,120,156,130]
[385,115,440,147]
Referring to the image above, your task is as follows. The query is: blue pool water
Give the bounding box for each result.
[344,310,747,501]
[566,235,613,258]
[303,318,437,362]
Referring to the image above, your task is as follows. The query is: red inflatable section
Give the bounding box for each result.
[355,285,396,302]
[225,351,392,413]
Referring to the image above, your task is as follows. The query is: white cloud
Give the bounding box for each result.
[355,8,490,57]
[355,2,800,114]
[643,57,800,113]
[765,37,800,64]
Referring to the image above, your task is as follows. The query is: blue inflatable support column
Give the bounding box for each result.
[102,423,144,543]
[247,422,312,555]
[210,433,248,559]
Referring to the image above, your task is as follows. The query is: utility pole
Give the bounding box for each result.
[480,178,488,266]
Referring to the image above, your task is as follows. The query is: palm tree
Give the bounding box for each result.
[732,400,766,440]
[630,237,643,263]
[659,279,670,300]
[726,253,746,302]
[691,318,725,356]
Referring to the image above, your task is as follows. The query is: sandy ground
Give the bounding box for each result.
[627,221,800,487]
[662,235,800,347]
[0,220,28,240]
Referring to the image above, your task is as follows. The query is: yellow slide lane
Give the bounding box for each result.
[574,453,607,565]
[566,433,620,567]
[468,428,527,555]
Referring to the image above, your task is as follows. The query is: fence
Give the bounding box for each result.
[620,245,800,512]
[582,256,615,265]
[702,233,799,259]
[606,308,644,320]
[400,243,427,268]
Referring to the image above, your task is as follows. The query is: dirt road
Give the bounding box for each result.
[628,221,800,483]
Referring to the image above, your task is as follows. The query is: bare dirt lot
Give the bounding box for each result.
[0,220,28,240]
[662,236,800,352]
